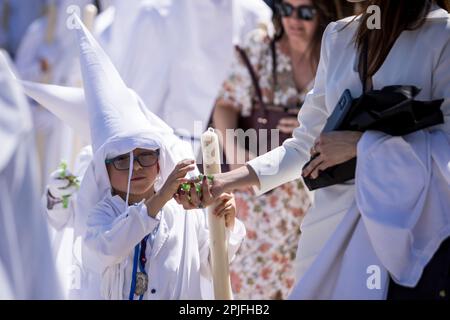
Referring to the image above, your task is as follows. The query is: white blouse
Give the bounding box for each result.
[248,5,450,299]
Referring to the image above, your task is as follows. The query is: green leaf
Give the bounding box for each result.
[62,195,70,209]
[58,161,68,178]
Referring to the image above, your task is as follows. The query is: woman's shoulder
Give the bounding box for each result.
[324,14,361,40]
[318,17,358,57]
[422,6,450,36]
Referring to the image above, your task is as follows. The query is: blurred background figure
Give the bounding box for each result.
[212,0,355,299]
[0,0,46,57]
[0,50,61,300]
[15,0,102,193]
[97,0,273,155]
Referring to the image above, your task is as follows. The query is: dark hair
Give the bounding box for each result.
[354,0,450,80]
[272,0,356,72]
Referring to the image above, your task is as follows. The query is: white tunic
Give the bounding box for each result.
[84,195,246,300]
[248,6,450,299]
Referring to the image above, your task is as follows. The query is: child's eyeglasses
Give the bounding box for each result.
[275,2,317,21]
[105,150,160,171]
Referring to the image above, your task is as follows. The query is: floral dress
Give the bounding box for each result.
[215,28,312,300]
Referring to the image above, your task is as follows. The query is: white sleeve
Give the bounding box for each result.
[226,219,246,262]
[44,146,93,230]
[84,201,160,268]
[354,26,450,287]
[431,35,450,135]
[247,22,334,195]
[43,188,73,230]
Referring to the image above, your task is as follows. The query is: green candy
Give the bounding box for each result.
[180,183,191,192]
[179,174,214,198]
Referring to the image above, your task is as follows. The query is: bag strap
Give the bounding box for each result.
[235,45,267,112]
[271,40,278,92]
[360,37,373,93]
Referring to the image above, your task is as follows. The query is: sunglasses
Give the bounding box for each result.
[275,2,317,21]
[105,150,160,171]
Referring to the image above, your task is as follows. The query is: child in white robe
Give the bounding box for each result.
[85,144,244,300]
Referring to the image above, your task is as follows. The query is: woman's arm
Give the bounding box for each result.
[219,23,336,196]
[245,22,336,196]
[176,23,337,209]
[432,37,450,134]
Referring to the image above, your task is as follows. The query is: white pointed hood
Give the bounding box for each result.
[21,81,91,144]
[20,80,174,146]
[69,16,199,267]
[75,13,155,153]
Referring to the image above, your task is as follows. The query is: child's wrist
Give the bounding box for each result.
[155,189,171,204]
[145,192,167,218]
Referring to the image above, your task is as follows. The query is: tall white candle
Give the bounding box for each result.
[83,4,98,33]
[201,128,233,300]
[45,3,57,44]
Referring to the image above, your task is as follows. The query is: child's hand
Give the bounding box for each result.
[174,174,214,210]
[213,193,236,230]
[47,161,80,209]
[159,159,196,202]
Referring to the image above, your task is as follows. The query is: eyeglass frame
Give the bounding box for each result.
[275,2,318,21]
[105,149,160,171]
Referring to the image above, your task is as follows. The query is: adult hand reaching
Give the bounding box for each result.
[174,165,260,209]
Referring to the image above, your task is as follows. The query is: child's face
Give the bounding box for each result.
[106,148,159,198]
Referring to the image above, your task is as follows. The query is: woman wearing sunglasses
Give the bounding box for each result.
[212,0,354,299]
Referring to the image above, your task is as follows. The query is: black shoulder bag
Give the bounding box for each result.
[302,40,444,191]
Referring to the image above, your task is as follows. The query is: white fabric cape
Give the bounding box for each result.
[0,50,62,299]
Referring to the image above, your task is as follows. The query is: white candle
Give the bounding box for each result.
[45,3,57,44]
[83,4,98,33]
[201,128,233,300]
